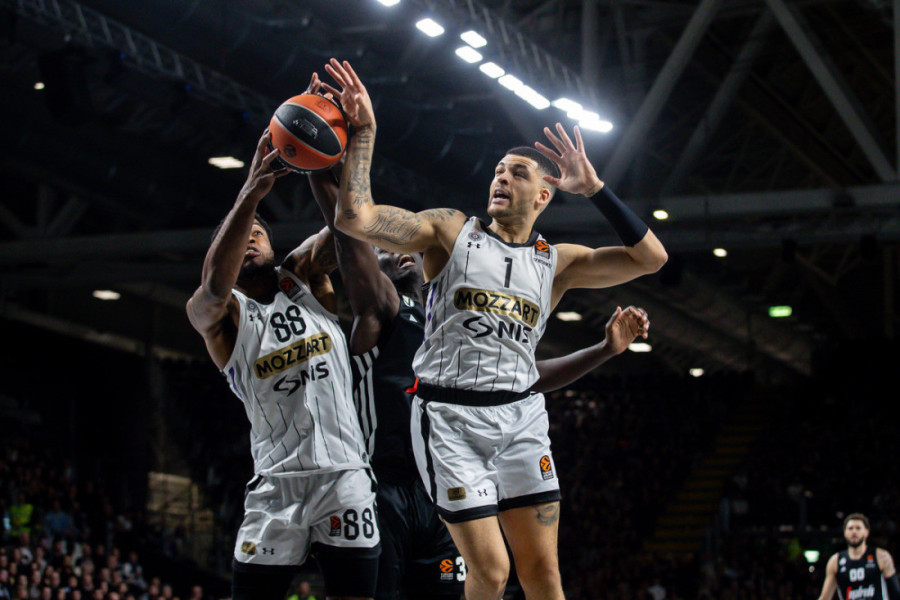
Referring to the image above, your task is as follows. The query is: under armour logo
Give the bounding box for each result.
[467,242,481,249]
[261,547,275,555]
[477,489,488,497]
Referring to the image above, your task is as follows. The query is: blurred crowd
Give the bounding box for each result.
[0,444,217,600]
[3,323,898,600]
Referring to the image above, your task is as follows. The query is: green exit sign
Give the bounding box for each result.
[769,306,792,318]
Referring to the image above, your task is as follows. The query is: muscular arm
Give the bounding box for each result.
[307,166,399,354]
[533,306,648,393]
[551,231,667,310]
[533,343,618,393]
[186,132,283,368]
[321,60,465,257]
[878,549,900,599]
[334,126,466,255]
[817,554,839,600]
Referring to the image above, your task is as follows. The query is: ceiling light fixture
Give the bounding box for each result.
[415,18,445,37]
[460,30,487,48]
[455,46,483,64]
[208,156,245,169]
[479,62,505,78]
[556,311,583,322]
[497,74,524,91]
[93,290,121,301]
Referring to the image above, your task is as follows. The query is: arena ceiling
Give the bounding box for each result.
[1,0,898,379]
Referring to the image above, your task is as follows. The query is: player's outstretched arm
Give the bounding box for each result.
[322,59,466,255]
[186,131,287,363]
[303,145,399,353]
[534,124,667,308]
[877,549,900,599]
[817,554,839,600]
[533,306,648,393]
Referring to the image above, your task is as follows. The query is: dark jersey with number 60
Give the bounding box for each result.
[836,548,888,600]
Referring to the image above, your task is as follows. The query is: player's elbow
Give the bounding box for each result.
[638,248,667,274]
[334,209,363,239]
[648,248,668,272]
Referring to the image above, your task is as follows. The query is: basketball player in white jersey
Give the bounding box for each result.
[321,59,667,600]
[186,130,380,600]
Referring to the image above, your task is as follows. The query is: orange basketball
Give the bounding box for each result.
[268,94,348,173]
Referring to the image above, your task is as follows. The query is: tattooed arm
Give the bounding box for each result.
[323,59,466,255]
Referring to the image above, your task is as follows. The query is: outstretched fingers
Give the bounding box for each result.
[342,60,365,91]
[554,122,576,151]
[542,126,567,155]
[325,58,352,90]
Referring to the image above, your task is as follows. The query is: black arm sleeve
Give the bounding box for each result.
[587,185,649,247]
[886,573,900,599]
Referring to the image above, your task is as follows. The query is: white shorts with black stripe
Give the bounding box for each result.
[234,468,380,566]
[350,347,380,460]
[410,392,561,523]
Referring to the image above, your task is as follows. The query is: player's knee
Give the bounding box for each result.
[469,558,509,592]
[516,556,561,589]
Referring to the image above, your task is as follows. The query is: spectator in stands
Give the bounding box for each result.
[42,503,74,541]
[8,496,32,540]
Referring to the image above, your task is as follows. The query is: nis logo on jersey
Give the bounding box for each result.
[254,333,332,379]
[453,288,540,327]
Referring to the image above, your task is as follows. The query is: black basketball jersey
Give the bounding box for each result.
[355,294,425,484]
[836,547,888,600]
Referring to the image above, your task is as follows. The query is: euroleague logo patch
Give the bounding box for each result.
[329,515,342,537]
[533,239,552,267]
[284,144,297,158]
[280,277,303,301]
[440,558,455,581]
[539,455,554,480]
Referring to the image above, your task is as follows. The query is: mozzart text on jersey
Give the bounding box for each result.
[254,333,333,378]
[453,288,540,327]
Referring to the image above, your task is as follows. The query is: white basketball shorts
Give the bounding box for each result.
[233,468,380,566]
[411,390,561,523]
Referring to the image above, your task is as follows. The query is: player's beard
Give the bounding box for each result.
[239,255,275,282]
[848,537,866,549]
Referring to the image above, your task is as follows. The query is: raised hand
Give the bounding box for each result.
[604,306,650,355]
[304,71,324,96]
[240,130,289,203]
[322,59,375,130]
[534,123,603,196]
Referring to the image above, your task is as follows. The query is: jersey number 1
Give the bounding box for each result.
[503,257,513,288]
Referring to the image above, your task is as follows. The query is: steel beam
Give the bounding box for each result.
[765,0,896,181]
[895,0,900,174]
[8,0,472,216]
[661,11,776,195]
[602,0,722,189]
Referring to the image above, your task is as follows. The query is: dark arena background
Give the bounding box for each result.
[2,0,899,599]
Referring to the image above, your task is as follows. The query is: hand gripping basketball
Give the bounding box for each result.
[267,73,349,174]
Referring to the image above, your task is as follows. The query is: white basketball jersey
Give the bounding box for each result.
[222,267,367,477]
[413,217,557,392]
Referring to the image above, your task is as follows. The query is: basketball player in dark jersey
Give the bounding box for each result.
[303,74,650,596]
[818,513,900,600]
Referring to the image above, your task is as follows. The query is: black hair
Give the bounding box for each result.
[505,146,561,183]
[844,513,870,530]
[211,213,273,243]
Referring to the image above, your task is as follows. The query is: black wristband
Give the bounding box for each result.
[587,185,649,247]
[886,573,900,599]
